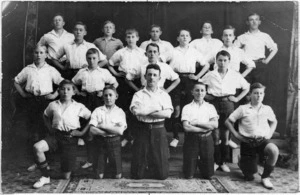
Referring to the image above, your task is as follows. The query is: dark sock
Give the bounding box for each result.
[38,161,49,177]
[261,164,274,179]
[221,144,231,163]
[214,145,222,165]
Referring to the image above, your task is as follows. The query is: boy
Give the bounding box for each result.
[62,22,107,79]
[89,86,127,179]
[38,14,74,70]
[200,50,250,172]
[130,64,173,180]
[234,13,278,86]
[225,83,278,189]
[32,80,91,188]
[190,21,223,64]
[182,82,218,179]
[72,48,118,169]
[212,25,255,78]
[93,20,124,61]
[140,24,174,63]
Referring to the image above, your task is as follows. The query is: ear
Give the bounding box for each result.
[115,93,119,100]
[145,52,147,57]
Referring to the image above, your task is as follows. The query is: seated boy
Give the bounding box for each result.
[225,83,278,189]
[89,85,127,179]
[72,48,118,169]
[182,82,219,179]
[32,80,91,188]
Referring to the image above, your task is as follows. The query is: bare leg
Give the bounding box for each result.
[33,140,50,163]
[264,143,279,166]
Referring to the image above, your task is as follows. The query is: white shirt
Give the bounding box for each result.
[130,87,173,123]
[64,40,106,69]
[14,63,64,96]
[44,100,91,132]
[140,62,179,87]
[72,67,118,93]
[89,105,127,137]
[229,103,276,139]
[190,37,223,63]
[38,29,74,60]
[169,46,207,73]
[140,39,174,62]
[181,100,219,124]
[109,47,148,80]
[234,30,278,61]
[212,46,255,72]
[201,69,250,97]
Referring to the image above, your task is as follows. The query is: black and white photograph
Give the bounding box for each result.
[1,0,298,193]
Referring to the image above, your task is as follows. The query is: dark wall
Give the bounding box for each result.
[2,1,296,136]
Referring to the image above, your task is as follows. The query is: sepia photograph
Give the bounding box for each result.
[1,0,298,193]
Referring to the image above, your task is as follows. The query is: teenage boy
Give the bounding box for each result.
[225,83,278,189]
[140,24,174,63]
[200,50,250,172]
[130,64,173,180]
[93,20,124,61]
[182,82,218,179]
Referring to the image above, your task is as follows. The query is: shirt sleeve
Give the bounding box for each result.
[14,68,28,84]
[117,39,124,50]
[44,102,54,117]
[161,92,173,111]
[234,35,245,48]
[113,109,127,131]
[196,51,207,66]
[165,65,179,81]
[71,71,82,85]
[78,104,91,119]
[89,109,101,127]
[130,92,142,113]
[266,106,277,122]
[240,49,256,68]
[38,35,46,46]
[51,68,64,85]
[264,34,278,52]
[103,69,118,88]
[108,49,121,66]
[181,105,190,122]
[237,74,250,90]
[208,104,219,120]
[228,106,244,122]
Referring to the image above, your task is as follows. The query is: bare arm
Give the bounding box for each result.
[183,120,209,133]
[97,123,125,136]
[267,119,278,139]
[195,62,210,80]
[148,109,173,119]
[90,125,109,136]
[125,79,139,92]
[165,78,180,93]
[98,59,108,68]
[14,82,32,98]
[225,118,248,142]
[241,67,254,78]
[191,117,218,130]
[263,47,278,64]
[107,64,126,78]
[228,87,250,103]
[50,59,67,71]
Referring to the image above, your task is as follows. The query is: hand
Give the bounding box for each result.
[234,132,248,143]
[78,91,87,97]
[228,96,239,103]
[261,59,269,65]
[172,105,180,118]
[70,130,83,137]
[45,93,57,100]
[21,92,33,98]
[82,64,88,68]
[97,90,103,97]
[116,71,126,78]
[188,74,198,80]
[204,94,214,101]
[189,119,198,126]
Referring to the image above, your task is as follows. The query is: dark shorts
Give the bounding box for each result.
[75,92,104,112]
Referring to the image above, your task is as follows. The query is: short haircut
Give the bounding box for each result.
[216,50,231,60]
[146,64,161,75]
[146,43,160,53]
[34,44,47,53]
[86,48,99,57]
[150,24,162,31]
[58,80,76,90]
[74,21,87,31]
[250,82,266,93]
[201,21,213,30]
[178,29,191,37]
[248,13,261,20]
[193,81,207,91]
[103,20,115,29]
[103,85,118,95]
[223,25,236,35]
[125,28,139,37]
[53,13,65,21]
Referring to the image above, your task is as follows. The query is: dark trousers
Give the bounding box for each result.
[93,136,122,176]
[183,132,214,179]
[131,121,169,180]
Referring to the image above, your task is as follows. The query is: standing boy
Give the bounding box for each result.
[130,64,173,180]
[182,82,219,179]
[32,80,91,188]
[93,20,124,61]
[225,83,278,189]
[89,86,127,179]
[200,50,250,172]
[140,24,174,63]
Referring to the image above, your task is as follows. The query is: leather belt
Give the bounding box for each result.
[139,121,165,129]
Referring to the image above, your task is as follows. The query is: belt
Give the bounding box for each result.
[179,73,192,77]
[55,129,76,138]
[208,94,231,101]
[95,135,120,142]
[253,58,264,63]
[242,135,265,143]
[139,121,165,129]
[186,131,212,138]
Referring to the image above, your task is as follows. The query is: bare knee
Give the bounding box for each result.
[33,140,48,154]
[264,143,279,157]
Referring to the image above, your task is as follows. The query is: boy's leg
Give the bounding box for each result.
[183,133,199,179]
[59,135,77,177]
[240,141,258,180]
[107,136,122,178]
[198,134,215,179]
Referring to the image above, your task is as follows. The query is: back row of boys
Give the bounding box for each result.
[14,12,278,189]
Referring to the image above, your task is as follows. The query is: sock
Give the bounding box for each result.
[261,164,274,179]
[38,161,50,177]
[214,145,222,165]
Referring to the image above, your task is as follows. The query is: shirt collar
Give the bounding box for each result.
[191,100,207,107]
[84,66,102,72]
[142,86,163,95]
[50,29,67,37]
[125,46,140,51]
[247,103,265,109]
[101,37,116,41]
[27,62,49,69]
[149,39,162,44]
[246,29,261,35]
[71,40,87,46]
[99,104,117,112]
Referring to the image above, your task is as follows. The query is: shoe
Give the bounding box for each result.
[244,175,255,181]
[169,138,179,147]
[228,139,238,149]
[214,163,219,171]
[81,162,92,169]
[78,138,85,146]
[262,177,274,189]
[220,164,231,172]
[121,139,128,147]
[27,163,38,172]
[33,176,50,189]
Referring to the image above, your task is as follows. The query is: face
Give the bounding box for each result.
[177,30,191,45]
[33,46,47,63]
[247,14,261,30]
[86,53,99,68]
[73,24,87,40]
[192,84,207,102]
[126,33,139,46]
[59,84,75,101]
[53,15,65,30]
[216,55,230,71]
[146,45,160,63]
[222,29,235,46]
[150,27,162,41]
[145,68,160,88]
[103,89,118,107]
[103,23,115,36]
[201,23,213,35]
[250,88,265,104]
